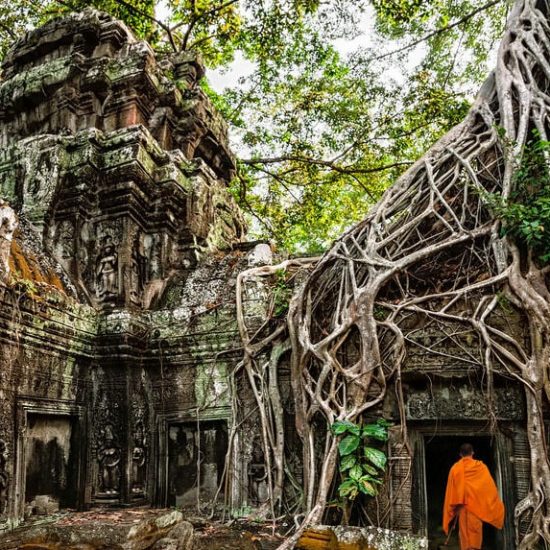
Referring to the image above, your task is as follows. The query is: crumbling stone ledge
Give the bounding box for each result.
[296,525,428,550]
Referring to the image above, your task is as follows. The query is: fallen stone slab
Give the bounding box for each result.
[123,511,193,550]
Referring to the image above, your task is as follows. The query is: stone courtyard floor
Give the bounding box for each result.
[0,508,284,550]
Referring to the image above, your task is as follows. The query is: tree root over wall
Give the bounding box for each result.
[237,1,550,548]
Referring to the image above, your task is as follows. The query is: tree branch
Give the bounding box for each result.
[179,0,240,51]
[372,0,503,62]
[241,155,412,175]
[111,0,178,51]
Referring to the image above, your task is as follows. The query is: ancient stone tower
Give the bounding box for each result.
[0,9,269,526]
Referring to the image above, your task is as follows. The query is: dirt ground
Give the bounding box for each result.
[0,508,285,550]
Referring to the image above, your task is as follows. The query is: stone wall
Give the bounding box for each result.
[0,274,95,528]
[0,9,259,530]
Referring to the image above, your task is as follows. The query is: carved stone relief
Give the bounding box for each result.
[94,391,123,499]
[95,234,119,302]
[0,201,17,280]
[247,436,268,506]
[144,233,164,280]
[0,439,8,515]
[19,140,62,226]
[97,423,121,496]
[131,404,147,497]
[126,233,147,306]
[50,219,77,274]
[406,385,525,421]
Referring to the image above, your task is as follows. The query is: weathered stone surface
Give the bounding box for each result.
[149,520,194,550]
[297,526,427,550]
[0,8,245,310]
[0,510,193,550]
[151,538,178,550]
[165,521,193,549]
[123,510,186,549]
[0,8,254,532]
[406,384,525,421]
[0,201,16,280]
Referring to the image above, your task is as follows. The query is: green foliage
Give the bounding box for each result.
[225,1,508,252]
[331,418,390,501]
[167,0,242,66]
[13,279,38,297]
[0,0,511,252]
[489,134,550,263]
[272,268,292,317]
[229,504,253,518]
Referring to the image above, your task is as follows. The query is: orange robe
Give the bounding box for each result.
[443,456,504,550]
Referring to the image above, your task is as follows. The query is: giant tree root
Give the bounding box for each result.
[285,1,550,547]
[236,2,550,548]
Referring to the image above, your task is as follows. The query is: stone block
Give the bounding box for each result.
[166,520,193,549]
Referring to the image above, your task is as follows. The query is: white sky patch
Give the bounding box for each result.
[332,5,375,55]
[209,52,256,91]
[155,0,171,22]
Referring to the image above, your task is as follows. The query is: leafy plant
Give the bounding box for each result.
[488,133,550,263]
[272,268,292,317]
[331,418,390,505]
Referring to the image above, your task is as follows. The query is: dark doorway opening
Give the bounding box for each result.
[167,419,228,507]
[425,435,498,550]
[25,414,77,513]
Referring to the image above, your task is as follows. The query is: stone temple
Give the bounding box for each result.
[0,8,253,523]
[0,9,540,550]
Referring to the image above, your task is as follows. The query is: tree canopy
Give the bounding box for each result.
[0,0,510,252]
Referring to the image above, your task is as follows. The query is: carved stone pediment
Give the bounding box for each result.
[406,384,525,421]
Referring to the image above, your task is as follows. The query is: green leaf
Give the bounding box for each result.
[377,418,392,428]
[349,465,363,480]
[340,454,356,471]
[361,463,378,476]
[338,479,358,499]
[364,447,387,470]
[332,420,360,436]
[339,434,360,456]
[362,423,389,441]
[358,477,377,496]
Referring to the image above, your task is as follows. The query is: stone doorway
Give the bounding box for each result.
[166,420,228,508]
[424,435,498,550]
[24,414,77,515]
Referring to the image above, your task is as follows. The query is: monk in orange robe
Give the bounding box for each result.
[443,443,505,550]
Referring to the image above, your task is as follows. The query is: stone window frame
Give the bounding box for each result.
[154,406,233,508]
[14,397,87,522]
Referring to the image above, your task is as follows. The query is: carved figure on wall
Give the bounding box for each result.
[56,220,75,259]
[247,437,268,506]
[128,234,146,304]
[147,234,163,280]
[0,439,8,515]
[0,201,17,280]
[27,152,55,197]
[131,420,147,495]
[96,235,118,299]
[98,424,121,495]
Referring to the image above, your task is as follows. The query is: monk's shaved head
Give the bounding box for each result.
[460,443,474,457]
